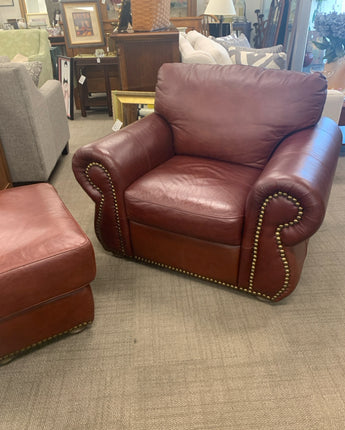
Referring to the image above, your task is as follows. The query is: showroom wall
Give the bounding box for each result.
[1,0,263,32]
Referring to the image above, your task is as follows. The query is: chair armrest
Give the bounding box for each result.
[28,53,45,63]
[322,89,344,123]
[246,117,341,244]
[239,117,342,300]
[39,79,66,115]
[72,113,174,255]
[39,80,70,146]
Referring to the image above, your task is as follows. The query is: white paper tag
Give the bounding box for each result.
[78,75,86,85]
[96,57,101,63]
[112,119,123,131]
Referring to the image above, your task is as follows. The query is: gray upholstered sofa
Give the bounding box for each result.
[0,62,69,183]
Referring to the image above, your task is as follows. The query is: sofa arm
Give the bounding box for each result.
[72,113,174,255]
[238,117,342,301]
[39,80,70,148]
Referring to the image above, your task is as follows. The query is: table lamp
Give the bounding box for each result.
[204,0,236,37]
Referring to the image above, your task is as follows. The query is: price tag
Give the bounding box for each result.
[78,75,86,85]
[96,57,101,63]
[112,119,123,132]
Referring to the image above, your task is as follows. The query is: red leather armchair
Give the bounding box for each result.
[73,64,342,302]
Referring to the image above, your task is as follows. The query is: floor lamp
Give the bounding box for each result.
[204,0,236,37]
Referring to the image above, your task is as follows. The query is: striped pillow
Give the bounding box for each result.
[234,44,284,53]
[228,49,287,70]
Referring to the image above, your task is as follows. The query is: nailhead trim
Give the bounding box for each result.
[84,162,126,256]
[134,191,303,302]
[134,255,263,299]
[249,192,304,301]
[84,166,303,302]
[0,321,92,366]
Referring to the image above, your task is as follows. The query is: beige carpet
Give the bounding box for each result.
[1,110,345,429]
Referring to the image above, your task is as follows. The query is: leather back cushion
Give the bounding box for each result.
[154,63,327,169]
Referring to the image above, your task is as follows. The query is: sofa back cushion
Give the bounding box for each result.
[186,30,232,65]
[0,29,40,58]
[154,63,327,169]
[179,33,216,64]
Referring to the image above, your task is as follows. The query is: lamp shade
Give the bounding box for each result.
[204,0,236,16]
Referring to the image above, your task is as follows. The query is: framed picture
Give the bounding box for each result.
[61,0,105,49]
[58,56,74,120]
[111,91,155,127]
[0,0,14,6]
[26,13,50,28]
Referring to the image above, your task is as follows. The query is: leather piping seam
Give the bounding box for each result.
[249,191,303,301]
[84,162,126,255]
[0,321,93,365]
[0,285,90,324]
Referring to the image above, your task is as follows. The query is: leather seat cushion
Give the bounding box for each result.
[0,183,96,320]
[125,155,261,246]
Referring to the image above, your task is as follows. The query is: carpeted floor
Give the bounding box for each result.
[1,110,345,429]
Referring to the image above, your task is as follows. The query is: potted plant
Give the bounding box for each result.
[313,11,345,90]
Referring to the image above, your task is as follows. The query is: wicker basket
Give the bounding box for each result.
[131,0,171,32]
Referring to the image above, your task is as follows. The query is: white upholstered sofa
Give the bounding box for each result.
[179,30,287,69]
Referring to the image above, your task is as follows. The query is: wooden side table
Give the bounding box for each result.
[111,31,180,91]
[0,138,12,190]
[74,56,121,117]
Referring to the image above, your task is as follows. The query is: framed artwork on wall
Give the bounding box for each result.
[61,0,105,49]
[26,13,50,27]
[170,0,197,17]
[58,56,74,120]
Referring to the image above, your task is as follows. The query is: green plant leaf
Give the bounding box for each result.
[313,41,329,50]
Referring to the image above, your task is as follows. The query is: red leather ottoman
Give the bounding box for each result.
[0,183,96,364]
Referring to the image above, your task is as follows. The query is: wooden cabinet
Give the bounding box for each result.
[0,138,12,190]
[111,31,180,91]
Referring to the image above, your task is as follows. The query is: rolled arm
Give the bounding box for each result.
[72,113,174,255]
[238,117,342,300]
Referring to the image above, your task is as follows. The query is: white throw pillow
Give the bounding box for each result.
[234,44,284,53]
